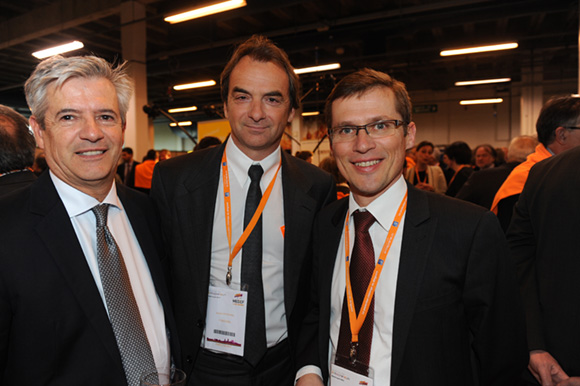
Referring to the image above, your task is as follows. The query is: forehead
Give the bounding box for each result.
[476,147,491,155]
[229,56,290,93]
[332,87,399,123]
[47,77,118,103]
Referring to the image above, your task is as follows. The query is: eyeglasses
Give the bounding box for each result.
[564,126,580,130]
[329,119,406,142]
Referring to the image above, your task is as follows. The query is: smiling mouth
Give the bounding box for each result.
[77,150,105,156]
[354,160,380,167]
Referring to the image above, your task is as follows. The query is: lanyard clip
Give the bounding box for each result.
[349,341,358,364]
[226,266,232,286]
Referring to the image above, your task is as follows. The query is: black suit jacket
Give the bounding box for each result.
[0,169,36,197]
[150,142,336,379]
[507,146,580,379]
[456,161,520,209]
[117,160,140,188]
[298,182,527,386]
[0,172,179,385]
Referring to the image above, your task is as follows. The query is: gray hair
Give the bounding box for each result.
[24,55,134,127]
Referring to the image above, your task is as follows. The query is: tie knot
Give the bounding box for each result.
[92,204,110,228]
[248,164,264,182]
[353,210,375,234]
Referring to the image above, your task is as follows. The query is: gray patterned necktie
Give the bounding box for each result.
[92,204,157,386]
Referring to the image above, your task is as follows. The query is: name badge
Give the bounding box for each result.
[204,285,247,356]
[330,363,374,386]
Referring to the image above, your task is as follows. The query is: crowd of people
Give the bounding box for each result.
[1,34,579,386]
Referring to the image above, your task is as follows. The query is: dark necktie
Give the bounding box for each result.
[241,164,267,366]
[336,210,376,375]
[92,204,157,386]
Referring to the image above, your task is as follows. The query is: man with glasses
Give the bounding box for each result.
[296,68,527,386]
[491,96,580,231]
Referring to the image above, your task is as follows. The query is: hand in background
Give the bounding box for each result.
[529,350,568,386]
[296,373,324,386]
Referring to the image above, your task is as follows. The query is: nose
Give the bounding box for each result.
[80,118,105,142]
[353,128,376,153]
[247,99,266,122]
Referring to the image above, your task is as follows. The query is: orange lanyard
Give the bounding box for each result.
[221,151,281,286]
[448,164,467,186]
[343,192,407,346]
[414,167,427,184]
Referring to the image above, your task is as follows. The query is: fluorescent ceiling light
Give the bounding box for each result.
[168,106,198,113]
[302,111,320,116]
[460,98,503,105]
[455,78,511,86]
[441,42,518,57]
[169,121,193,127]
[165,0,247,24]
[294,63,341,75]
[32,41,84,59]
[173,80,216,91]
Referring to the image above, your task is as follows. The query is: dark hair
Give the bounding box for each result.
[415,141,434,152]
[0,104,36,173]
[444,141,472,165]
[474,144,497,159]
[122,147,133,155]
[194,136,222,151]
[295,150,312,161]
[536,96,580,146]
[220,35,300,110]
[319,156,346,184]
[325,68,412,135]
[144,149,157,161]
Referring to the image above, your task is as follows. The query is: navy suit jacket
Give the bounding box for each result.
[150,142,336,379]
[298,182,528,386]
[0,172,180,385]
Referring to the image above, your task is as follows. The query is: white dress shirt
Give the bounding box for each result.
[50,171,170,373]
[297,174,406,385]
[204,138,287,348]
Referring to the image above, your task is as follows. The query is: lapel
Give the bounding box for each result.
[281,152,320,318]
[30,173,124,372]
[390,183,437,385]
[179,144,224,318]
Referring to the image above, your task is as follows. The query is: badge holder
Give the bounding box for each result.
[330,351,374,385]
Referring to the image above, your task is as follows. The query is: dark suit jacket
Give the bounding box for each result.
[507,146,580,379]
[117,160,140,188]
[298,182,527,386]
[0,172,180,385]
[150,142,336,379]
[0,169,36,197]
[456,161,520,209]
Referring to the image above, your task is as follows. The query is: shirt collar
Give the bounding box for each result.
[50,170,122,218]
[225,137,281,187]
[348,174,407,231]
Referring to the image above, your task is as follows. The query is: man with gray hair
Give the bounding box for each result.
[0,104,36,196]
[0,55,179,385]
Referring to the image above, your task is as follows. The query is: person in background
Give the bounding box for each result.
[116,147,139,188]
[0,104,37,196]
[295,150,313,163]
[492,96,580,231]
[159,149,172,162]
[456,135,537,210]
[134,149,157,194]
[473,144,497,170]
[150,35,336,386]
[194,136,222,151]
[32,152,48,176]
[319,155,350,199]
[508,146,580,386]
[295,67,527,386]
[404,140,447,193]
[443,141,473,197]
[0,54,179,385]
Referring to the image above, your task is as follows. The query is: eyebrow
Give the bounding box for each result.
[56,108,118,116]
[231,86,284,98]
[335,116,391,126]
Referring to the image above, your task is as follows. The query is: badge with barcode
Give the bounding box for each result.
[204,285,248,356]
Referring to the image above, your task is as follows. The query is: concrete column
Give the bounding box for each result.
[519,63,543,136]
[120,1,153,161]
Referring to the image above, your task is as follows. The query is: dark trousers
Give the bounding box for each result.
[190,339,294,386]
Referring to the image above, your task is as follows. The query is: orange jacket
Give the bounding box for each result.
[491,144,552,213]
[134,159,157,189]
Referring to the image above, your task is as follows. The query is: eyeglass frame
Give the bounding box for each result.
[563,126,580,130]
[328,119,408,142]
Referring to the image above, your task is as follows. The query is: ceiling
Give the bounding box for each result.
[0,0,577,123]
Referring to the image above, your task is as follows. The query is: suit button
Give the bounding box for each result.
[196,320,204,328]
[186,355,193,364]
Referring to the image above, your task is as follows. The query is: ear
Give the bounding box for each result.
[287,107,295,123]
[554,126,567,145]
[405,122,417,150]
[29,116,45,150]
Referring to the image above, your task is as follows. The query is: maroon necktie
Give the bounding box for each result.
[336,210,376,375]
